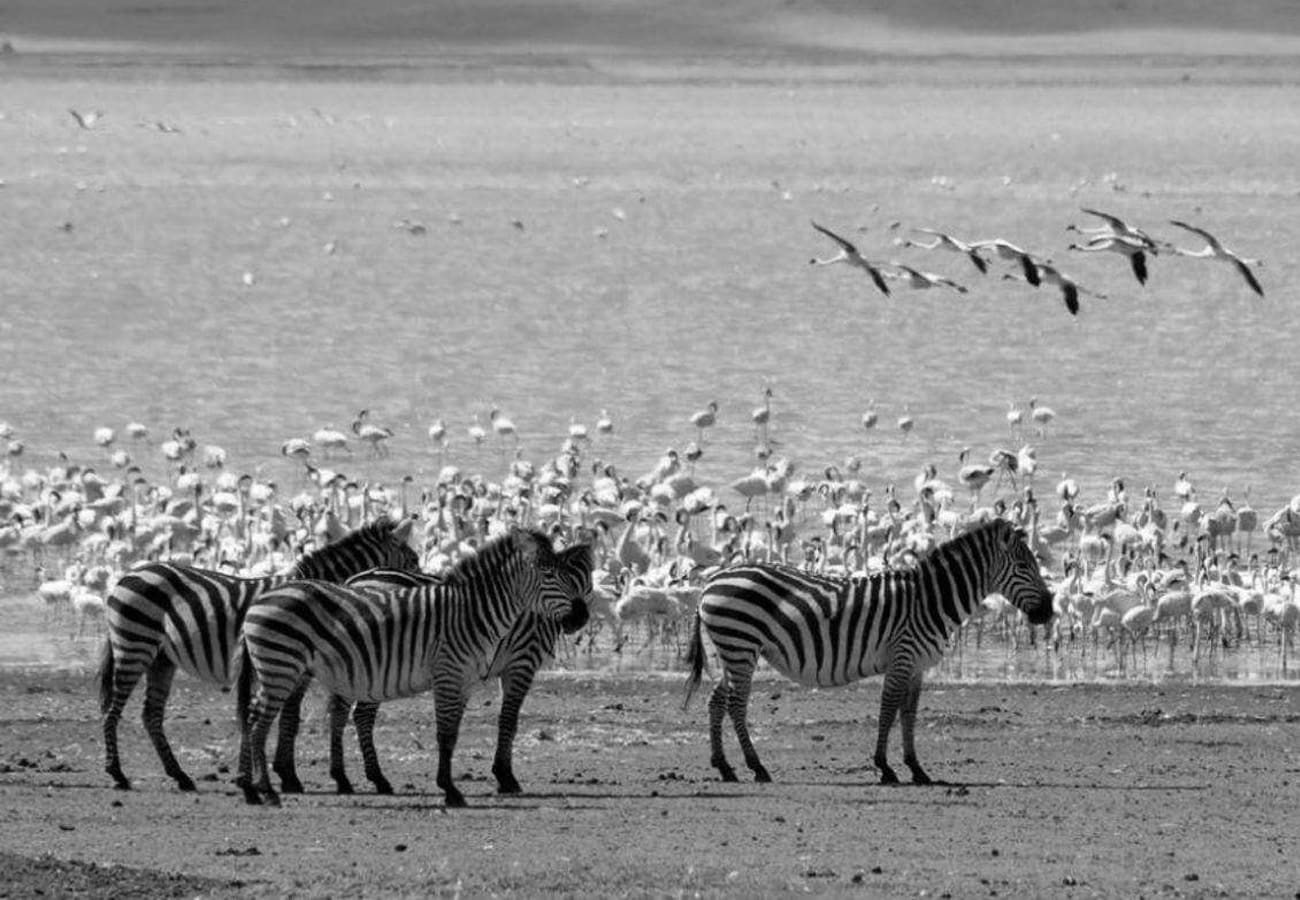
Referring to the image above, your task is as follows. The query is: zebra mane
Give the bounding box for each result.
[291,516,403,574]
[917,518,1015,565]
[441,527,557,588]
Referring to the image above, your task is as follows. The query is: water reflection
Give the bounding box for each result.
[5,598,1299,686]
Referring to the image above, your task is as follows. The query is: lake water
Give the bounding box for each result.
[2,70,1300,681]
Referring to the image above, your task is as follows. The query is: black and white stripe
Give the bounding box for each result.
[235,527,593,808]
[98,517,418,791]
[267,565,590,797]
[684,519,1053,785]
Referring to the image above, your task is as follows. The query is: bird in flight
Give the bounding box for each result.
[895,228,989,274]
[967,239,1042,286]
[1067,233,1151,286]
[1067,208,1160,251]
[68,108,104,130]
[809,220,891,296]
[1165,220,1264,297]
[883,262,969,294]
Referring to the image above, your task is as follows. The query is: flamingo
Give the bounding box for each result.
[690,401,718,444]
[967,238,1042,286]
[897,406,915,438]
[882,262,968,294]
[1006,259,1103,316]
[312,426,350,458]
[1005,401,1023,438]
[751,387,773,446]
[467,415,487,446]
[1067,234,1150,286]
[1028,397,1055,439]
[861,406,879,430]
[893,227,989,274]
[489,407,518,453]
[1066,207,1159,251]
[280,438,311,463]
[351,410,393,457]
[809,220,891,296]
[1165,220,1263,297]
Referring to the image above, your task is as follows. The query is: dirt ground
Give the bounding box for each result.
[1,667,1298,898]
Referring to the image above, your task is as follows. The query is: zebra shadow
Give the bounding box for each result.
[773,777,1210,793]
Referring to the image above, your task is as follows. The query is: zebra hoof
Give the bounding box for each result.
[371,776,393,796]
[443,788,467,809]
[495,779,522,796]
[279,776,305,795]
[752,767,772,784]
[878,769,900,786]
[175,774,197,792]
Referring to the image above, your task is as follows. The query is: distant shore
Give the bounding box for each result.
[3,0,1300,85]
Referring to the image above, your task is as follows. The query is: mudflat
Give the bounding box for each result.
[1,669,1297,897]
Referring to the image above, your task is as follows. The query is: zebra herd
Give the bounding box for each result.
[97,515,1052,806]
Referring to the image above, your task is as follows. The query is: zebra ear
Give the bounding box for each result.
[392,517,414,545]
[561,542,594,575]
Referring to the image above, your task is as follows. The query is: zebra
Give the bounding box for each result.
[98,516,419,792]
[235,527,594,808]
[266,565,591,797]
[684,518,1053,786]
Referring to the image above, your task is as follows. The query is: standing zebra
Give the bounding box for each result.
[267,565,591,797]
[684,519,1053,786]
[236,527,593,808]
[98,517,418,791]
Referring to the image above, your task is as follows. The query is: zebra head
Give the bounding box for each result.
[988,520,1054,625]
[517,529,594,623]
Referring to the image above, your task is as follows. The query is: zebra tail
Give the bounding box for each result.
[96,639,114,715]
[682,609,708,710]
[234,639,252,726]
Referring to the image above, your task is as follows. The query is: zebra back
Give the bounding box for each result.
[291,517,418,581]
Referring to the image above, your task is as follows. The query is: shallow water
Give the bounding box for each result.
[1,77,1299,516]
[11,595,1296,689]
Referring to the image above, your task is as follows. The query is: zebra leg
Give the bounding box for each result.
[873,667,910,785]
[141,657,195,792]
[244,691,282,807]
[434,687,469,808]
[898,670,932,785]
[271,682,309,794]
[706,680,738,782]
[491,666,538,795]
[352,701,392,795]
[101,644,145,791]
[327,694,354,794]
[723,665,770,783]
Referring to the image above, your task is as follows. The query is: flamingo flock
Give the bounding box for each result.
[811,207,1265,315]
[3,395,1298,678]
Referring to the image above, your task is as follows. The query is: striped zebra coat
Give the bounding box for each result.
[266,565,591,797]
[235,527,593,808]
[98,517,418,791]
[684,519,1053,786]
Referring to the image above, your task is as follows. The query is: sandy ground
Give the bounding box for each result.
[2,668,1298,897]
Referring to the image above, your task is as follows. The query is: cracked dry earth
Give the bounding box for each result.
[1,670,1298,898]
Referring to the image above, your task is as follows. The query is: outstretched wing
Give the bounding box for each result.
[868,264,891,297]
[1235,258,1264,297]
[1130,251,1148,285]
[1169,219,1222,250]
[1020,254,1041,287]
[810,220,857,254]
[1061,282,1080,316]
[1080,207,1124,229]
[966,250,988,274]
